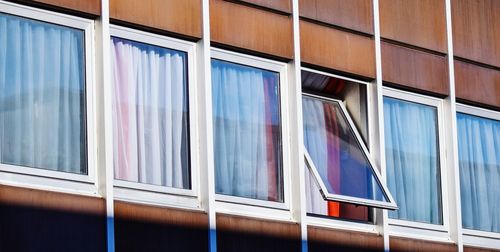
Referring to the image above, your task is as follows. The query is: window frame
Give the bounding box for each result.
[0,1,97,194]
[302,93,398,210]
[210,48,291,211]
[109,25,200,209]
[456,103,500,248]
[383,87,451,241]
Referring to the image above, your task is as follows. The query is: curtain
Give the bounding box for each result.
[384,97,441,224]
[0,14,85,174]
[111,37,190,189]
[457,113,500,232]
[212,59,282,202]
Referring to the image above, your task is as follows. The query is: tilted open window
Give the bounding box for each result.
[302,71,397,211]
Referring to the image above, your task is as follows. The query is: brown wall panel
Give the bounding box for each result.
[308,226,383,251]
[454,60,500,108]
[464,246,500,252]
[11,0,101,16]
[235,0,291,13]
[300,20,375,78]
[210,0,293,59]
[110,0,202,38]
[452,0,500,67]
[217,214,301,252]
[299,0,373,34]
[390,236,457,252]
[379,0,447,53]
[0,185,106,251]
[382,41,449,96]
[114,201,209,251]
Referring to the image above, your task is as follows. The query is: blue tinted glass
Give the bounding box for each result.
[0,14,86,174]
[212,59,283,202]
[457,112,500,232]
[303,96,387,202]
[384,97,442,224]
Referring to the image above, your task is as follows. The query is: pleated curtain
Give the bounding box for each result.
[384,97,442,224]
[111,37,190,189]
[211,59,282,202]
[0,14,85,174]
[457,113,500,232]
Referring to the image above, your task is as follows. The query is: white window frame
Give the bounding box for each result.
[456,103,500,249]
[109,25,200,210]
[0,1,97,195]
[300,68,394,233]
[210,48,292,215]
[303,93,397,210]
[383,87,451,242]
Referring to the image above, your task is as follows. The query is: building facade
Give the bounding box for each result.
[0,0,499,251]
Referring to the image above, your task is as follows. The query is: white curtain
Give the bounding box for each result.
[0,14,85,174]
[212,60,281,201]
[384,97,441,224]
[303,97,329,214]
[111,37,189,189]
[458,113,500,232]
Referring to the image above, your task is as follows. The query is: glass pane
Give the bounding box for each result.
[111,37,190,189]
[457,112,500,232]
[305,161,372,222]
[212,59,283,202]
[384,97,442,224]
[0,14,86,174]
[303,96,388,203]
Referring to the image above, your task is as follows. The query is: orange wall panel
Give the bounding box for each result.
[12,0,100,16]
[390,236,457,252]
[379,0,447,53]
[454,60,500,108]
[299,0,373,34]
[210,0,293,59]
[452,0,500,67]
[217,214,301,251]
[236,0,291,13]
[114,201,209,251]
[300,20,375,78]
[110,0,202,38]
[382,42,449,96]
[308,226,383,251]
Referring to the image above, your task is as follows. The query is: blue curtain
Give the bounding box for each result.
[458,112,500,232]
[0,14,85,174]
[211,59,282,202]
[384,97,442,224]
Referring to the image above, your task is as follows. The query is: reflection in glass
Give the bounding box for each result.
[212,59,283,202]
[384,97,442,224]
[111,37,190,189]
[0,13,86,174]
[303,96,388,213]
[458,112,500,232]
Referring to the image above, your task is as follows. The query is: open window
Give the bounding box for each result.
[302,70,397,216]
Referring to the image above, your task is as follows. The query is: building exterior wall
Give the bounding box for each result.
[1,0,499,251]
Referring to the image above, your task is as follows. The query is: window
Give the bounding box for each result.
[0,3,94,184]
[302,69,396,218]
[211,49,286,206]
[457,105,500,234]
[383,88,445,226]
[110,25,197,200]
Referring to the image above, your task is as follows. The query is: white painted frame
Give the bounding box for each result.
[210,48,292,213]
[302,93,397,210]
[383,87,452,242]
[0,1,98,195]
[456,103,500,249]
[109,25,200,209]
[300,68,387,233]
